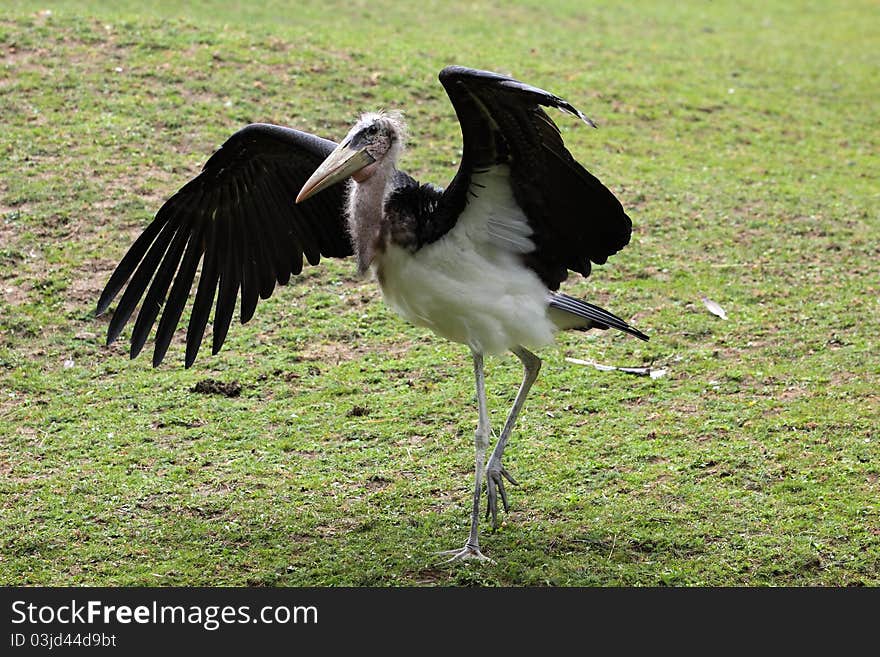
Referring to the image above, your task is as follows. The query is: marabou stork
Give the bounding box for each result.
[96,66,648,562]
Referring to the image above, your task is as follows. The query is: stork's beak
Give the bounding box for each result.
[296,142,375,203]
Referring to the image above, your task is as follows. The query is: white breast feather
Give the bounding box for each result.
[374,166,556,354]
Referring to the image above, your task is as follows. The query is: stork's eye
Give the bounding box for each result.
[365,124,379,136]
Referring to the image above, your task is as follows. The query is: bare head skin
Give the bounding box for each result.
[296,110,407,202]
[347,111,407,182]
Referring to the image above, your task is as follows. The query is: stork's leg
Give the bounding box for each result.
[438,350,493,563]
[485,346,542,528]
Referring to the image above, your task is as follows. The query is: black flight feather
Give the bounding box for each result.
[96,123,352,366]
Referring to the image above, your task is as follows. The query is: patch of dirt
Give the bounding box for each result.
[1,281,30,307]
[297,340,358,365]
[394,434,432,447]
[191,379,242,397]
[151,417,207,429]
[413,568,447,584]
[1,214,31,308]
[314,517,359,538]
[778,385,810,401]
[260,369,302,383]
[63,267,107,314]
[365,475,391,490]
[194,481,233,497]
[297,338,415,365]
[347,405,370,417]
[287,449,320,460]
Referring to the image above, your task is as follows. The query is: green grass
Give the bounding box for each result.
[1,0,877,586]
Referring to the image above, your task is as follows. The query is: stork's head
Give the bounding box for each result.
[296,111,406,203]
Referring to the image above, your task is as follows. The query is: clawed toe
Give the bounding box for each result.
[436,544,494,564]
[485,462,518,527]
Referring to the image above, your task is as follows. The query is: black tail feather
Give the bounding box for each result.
[548,292,648,341]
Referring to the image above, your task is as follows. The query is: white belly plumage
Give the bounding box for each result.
[372,166,557,355]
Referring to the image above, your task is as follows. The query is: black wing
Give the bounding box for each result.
[96,123,353,368]
[437,66,632,289]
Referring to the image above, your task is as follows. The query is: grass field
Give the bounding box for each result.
[1,0,877,586]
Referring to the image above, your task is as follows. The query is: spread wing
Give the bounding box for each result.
[96,123,353,368]
[437,66,632,289]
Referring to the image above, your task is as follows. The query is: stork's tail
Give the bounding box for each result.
[548,292,648,341]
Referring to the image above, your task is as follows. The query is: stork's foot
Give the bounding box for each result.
[437,544,494,564]
[485,457,518,528]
